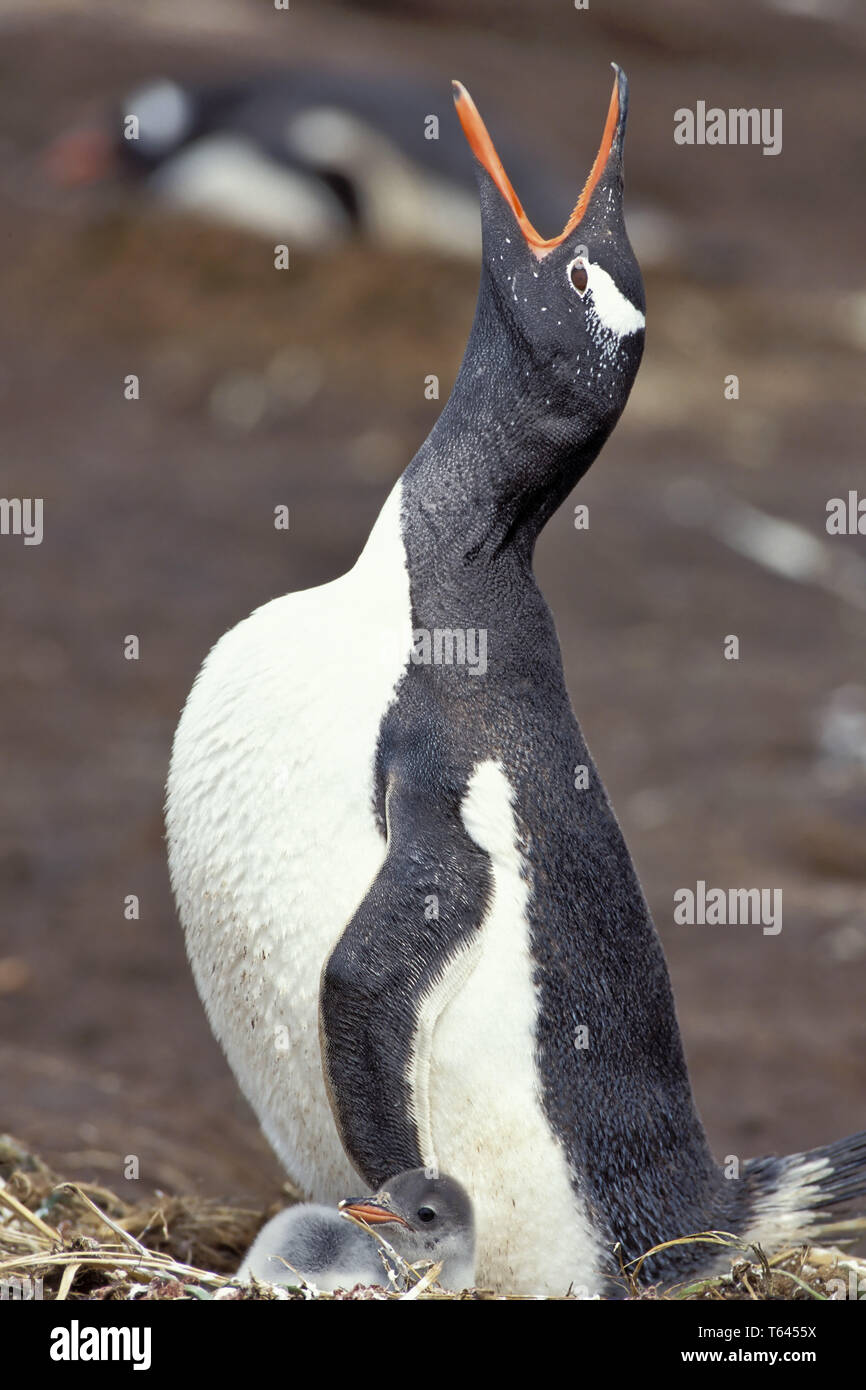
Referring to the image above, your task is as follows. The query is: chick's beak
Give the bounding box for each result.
[338,1198,410,1228]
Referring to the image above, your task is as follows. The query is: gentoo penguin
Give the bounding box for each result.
[237,1169,475,1292]
[167,68,866,1296]
[43,70,565,258]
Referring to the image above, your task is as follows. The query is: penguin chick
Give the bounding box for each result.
[341,1168,476,1291]
[238,1168,475,1292]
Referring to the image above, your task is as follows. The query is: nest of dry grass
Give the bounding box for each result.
[1,1134,864,1301]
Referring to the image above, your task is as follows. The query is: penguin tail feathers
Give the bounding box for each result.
[743,1129,866,1248]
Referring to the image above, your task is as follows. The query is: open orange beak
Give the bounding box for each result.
[339,1198,410,1227]
[452,66,624,258]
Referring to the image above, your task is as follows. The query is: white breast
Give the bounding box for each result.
[424,760,603,1296]
[167,491,602,1293]
[285,107,481,259]
[166,482,413,1199]
[150,134,352,244]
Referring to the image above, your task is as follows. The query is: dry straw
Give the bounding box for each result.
[1,1136,864,1301]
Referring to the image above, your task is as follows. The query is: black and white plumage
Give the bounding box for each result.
[167,67,866,1295]
[237,1169,475,1292]
[45,70,567,258]
[46,69,681,266]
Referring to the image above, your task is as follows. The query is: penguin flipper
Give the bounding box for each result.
[320,780,491,1187]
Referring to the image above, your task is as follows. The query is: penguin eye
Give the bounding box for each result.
[569,261,588,296]
[417,1206,436,1223]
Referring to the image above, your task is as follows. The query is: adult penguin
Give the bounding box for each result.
[42,68,563,257]
[167,68,866,1296]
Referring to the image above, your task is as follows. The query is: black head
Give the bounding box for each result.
[42,79,202,186]
[408,67,645,553]
[453,65,644,412]
[44,79,243,187]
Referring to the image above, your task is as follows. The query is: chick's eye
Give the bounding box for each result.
[569,262,588,295]
[417,1206,435,1223]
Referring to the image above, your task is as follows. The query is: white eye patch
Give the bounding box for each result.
[565,255,645,339]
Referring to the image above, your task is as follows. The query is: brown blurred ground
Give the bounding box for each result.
[0,0,864,1215]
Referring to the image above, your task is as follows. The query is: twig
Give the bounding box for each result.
[0,1181,60,1241]
[56,1262,81,1301]
[54,1185,149,1257]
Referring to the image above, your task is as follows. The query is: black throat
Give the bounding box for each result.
[401,262,625,587]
